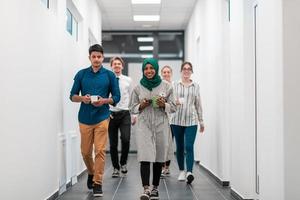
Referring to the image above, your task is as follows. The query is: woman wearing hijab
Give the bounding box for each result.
[129,58,176,200]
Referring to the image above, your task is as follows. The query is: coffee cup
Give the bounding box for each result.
[178,97,185,104]
[151,96,159,108]
[91,95,99,103]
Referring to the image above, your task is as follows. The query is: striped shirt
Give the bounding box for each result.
[170,80,204,126]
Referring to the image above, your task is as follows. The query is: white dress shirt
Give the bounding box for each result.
[110,74,133,112]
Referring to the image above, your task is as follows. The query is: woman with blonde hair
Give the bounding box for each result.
[160,65,174,178]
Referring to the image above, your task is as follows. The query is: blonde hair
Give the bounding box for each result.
[161,65,173,73]
[110,56,125,67]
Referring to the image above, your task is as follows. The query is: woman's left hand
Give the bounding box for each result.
[199,125,205,133]
[156,96,166,108]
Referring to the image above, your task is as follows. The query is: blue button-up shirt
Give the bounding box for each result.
[70,66,120,125]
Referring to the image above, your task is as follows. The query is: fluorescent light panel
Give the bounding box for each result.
[131,0,161,4]
[137,37,154,42]
[141,54,153,58]
[133,15,160,21]
[139,46,154,51]
[142,24,153,28]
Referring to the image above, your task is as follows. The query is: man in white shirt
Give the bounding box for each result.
[108,56,136,177]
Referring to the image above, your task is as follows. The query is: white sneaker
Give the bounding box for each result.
[186,172,194,184]
[121,165,128,175]
[163,168,170,176]
[112,168,120,178]
[177,171,186,181]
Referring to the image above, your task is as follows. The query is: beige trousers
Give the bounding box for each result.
[79,119,109,185]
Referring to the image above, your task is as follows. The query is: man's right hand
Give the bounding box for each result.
[81,94,91,104]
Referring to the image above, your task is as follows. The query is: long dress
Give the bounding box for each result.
[129,81,176,162]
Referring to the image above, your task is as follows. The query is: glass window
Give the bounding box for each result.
[72,17,78,41]
[41,0,49,8]
[102,31,184,75]
[66,9,78,41]
[102,31,184,59]
[66,9,72,35]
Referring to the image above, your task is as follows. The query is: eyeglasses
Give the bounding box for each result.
[182,68,192,71]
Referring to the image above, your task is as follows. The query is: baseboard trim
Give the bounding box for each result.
[230,188,254,200]
[197,162,230,187]
[46,169,87,200]
[197,162,255,200]
[47,191,59,200]
[78,169,87,180]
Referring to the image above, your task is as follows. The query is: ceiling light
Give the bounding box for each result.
[137,37,154,42]
[131,0,161,4]
[141,54,153,58]
[139,46,154,51]
[133,15,160,22]
[142,24,153,28]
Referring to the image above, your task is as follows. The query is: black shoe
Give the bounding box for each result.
[150,188,159,200]
[93,184,103,197]
[140,188,151,200]
[87,174,94,190]
[186,172,194,184]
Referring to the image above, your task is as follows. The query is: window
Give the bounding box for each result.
[66,9,78,41]
[41,0,49,8]
[102,31,184,76]
[102,31,184,60]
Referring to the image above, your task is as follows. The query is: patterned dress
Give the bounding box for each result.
[129,81,176,162]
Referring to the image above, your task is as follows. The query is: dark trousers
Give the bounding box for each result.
[140,162,163,187]
[108,110,131,170]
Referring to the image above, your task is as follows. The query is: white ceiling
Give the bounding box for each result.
[96,0,198,30]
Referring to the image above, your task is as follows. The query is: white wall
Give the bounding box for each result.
[282,1,300,200]
[229,0,257,198]
[185,0,298,199]
[185,0,290,200]
[185,0,232,188]
[0,0,102,199]
[255,1,285,200]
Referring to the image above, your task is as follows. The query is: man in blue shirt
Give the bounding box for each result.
[70,44,120,197]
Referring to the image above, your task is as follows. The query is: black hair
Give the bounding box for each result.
[89,44,104,55]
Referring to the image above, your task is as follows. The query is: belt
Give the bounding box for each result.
[111,110,129,114]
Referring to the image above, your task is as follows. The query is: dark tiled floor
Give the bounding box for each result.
[57,154,235,200]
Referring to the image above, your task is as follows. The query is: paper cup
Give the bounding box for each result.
[178,97,185,104]
[91,95,99,103]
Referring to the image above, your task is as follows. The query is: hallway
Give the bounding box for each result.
[58,155,234,200]
[1,0,300,200]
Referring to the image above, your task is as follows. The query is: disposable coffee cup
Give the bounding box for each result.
[151,96,159,108]
[178,97,185,104]
[91,95,99,103]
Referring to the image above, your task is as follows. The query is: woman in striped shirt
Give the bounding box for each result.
[170,61,205,184]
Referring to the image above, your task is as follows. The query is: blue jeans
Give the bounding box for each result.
[171,125,198,172]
